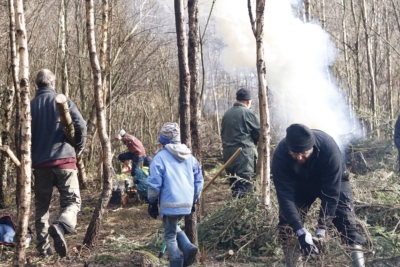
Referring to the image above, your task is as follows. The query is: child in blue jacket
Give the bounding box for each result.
[147,122,204,267]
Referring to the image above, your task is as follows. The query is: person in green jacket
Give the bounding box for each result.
[134,156,152,202]
[221,88,260,198]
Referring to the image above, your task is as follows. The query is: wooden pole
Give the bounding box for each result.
[55,94,87,189]
[202,147,242,192]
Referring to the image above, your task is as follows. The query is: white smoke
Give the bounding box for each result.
[214,0,361,149]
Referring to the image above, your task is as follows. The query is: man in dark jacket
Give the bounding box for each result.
[116,129,146,177]
[272,123,365,267]
[221,88,260,198]
[31,69,87,257]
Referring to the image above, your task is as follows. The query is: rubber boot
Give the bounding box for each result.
[282,246,303,267]
[176,231,198,267]
[169,258,184,267]
[350,244,365,267]
[48,224,68,257]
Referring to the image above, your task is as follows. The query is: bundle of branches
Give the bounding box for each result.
[198,191,280,258]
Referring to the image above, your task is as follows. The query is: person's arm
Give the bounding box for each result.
[147,156,163,203]
[68,99,87,155]
[272,148,303,231]
[192,157,204,202]
[247,111,260,145]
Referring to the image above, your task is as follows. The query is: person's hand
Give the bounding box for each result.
[115,134,121,140]
[191,203,196,213]
[297,228,319,259]
[148,201,159,219]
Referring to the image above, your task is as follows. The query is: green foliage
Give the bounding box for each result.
[94,253,117,264]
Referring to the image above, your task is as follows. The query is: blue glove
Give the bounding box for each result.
[148,201,159,219]
[297,228,319,258]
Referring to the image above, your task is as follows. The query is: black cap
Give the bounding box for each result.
[236,88,251,100]
[286,124,315,152]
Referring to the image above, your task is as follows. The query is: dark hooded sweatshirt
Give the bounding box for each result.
[271,129,342,231]
[31,87,87,167]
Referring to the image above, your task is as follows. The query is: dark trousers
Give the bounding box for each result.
[223,146,257,195]
[278,178,366,245]
[118,152,144,177]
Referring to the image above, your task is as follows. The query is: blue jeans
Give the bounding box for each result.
[163,215,183,259]
[118,152,144,177]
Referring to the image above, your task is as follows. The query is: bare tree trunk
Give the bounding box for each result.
[13,0,31,264]
[186,0,200,250]
[360,0,377,136]
[248,0,270,207]
[321,0,326,28]
[0,83,15,208]
[174,0,191,146]
[1,0,18,208]
[341,0,352,117]
[385,6,393,123]
[350,0,361,110]
[60,0,69,97]
[303,0,311,22]
[83,0,114,247]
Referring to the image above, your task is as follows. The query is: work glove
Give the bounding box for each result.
[148,201,159,219]
[297,228,319,259]
[191,203,196,213]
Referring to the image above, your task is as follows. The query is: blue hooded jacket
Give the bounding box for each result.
[147,144,204,218]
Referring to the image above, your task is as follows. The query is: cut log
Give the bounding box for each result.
[215,249,234,261]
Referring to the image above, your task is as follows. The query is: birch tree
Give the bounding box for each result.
[13,0,31,264]
[83,0,114,247]
[248,0,270,206]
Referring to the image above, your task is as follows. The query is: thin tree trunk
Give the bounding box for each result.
[186,0,200,250]
[83,0,114,247]
[13,0,31,264]
[303,0,311,23]
[174,0,191,146]
[360,0,377,135]
[60,0,69,97]
[385,6,393,123]
[341,0,353,118]
[1,0,18,208]
[248,0,270,207]
[350,0,361,110]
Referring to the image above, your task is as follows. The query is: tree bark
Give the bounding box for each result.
[360,0,377,135]
[13,0,31,264]
[174,0,191,147]
[59,0,69,97]
[248,0,270,207]
[83,0,114,247]
[186,0,200,250]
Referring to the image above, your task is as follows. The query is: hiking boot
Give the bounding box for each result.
[40,247,53,258]
[48,224,67,257]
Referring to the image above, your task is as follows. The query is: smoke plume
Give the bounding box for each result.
[214,0,360,149]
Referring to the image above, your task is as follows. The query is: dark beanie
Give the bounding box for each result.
[286,124,315,152]
[236,88,251,100]
[143,156,152,167]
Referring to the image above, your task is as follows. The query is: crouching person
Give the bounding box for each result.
[272,124,366,267]
[147,122,204,267]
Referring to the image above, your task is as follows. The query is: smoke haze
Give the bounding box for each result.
[214,0,360,149]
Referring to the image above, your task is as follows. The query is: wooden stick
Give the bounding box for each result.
[202,147,242,192]
[0,145,21,168]
[215,249,234,261]
[55,94,87,189]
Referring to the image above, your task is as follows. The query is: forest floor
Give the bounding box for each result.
[2,139,400,266]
